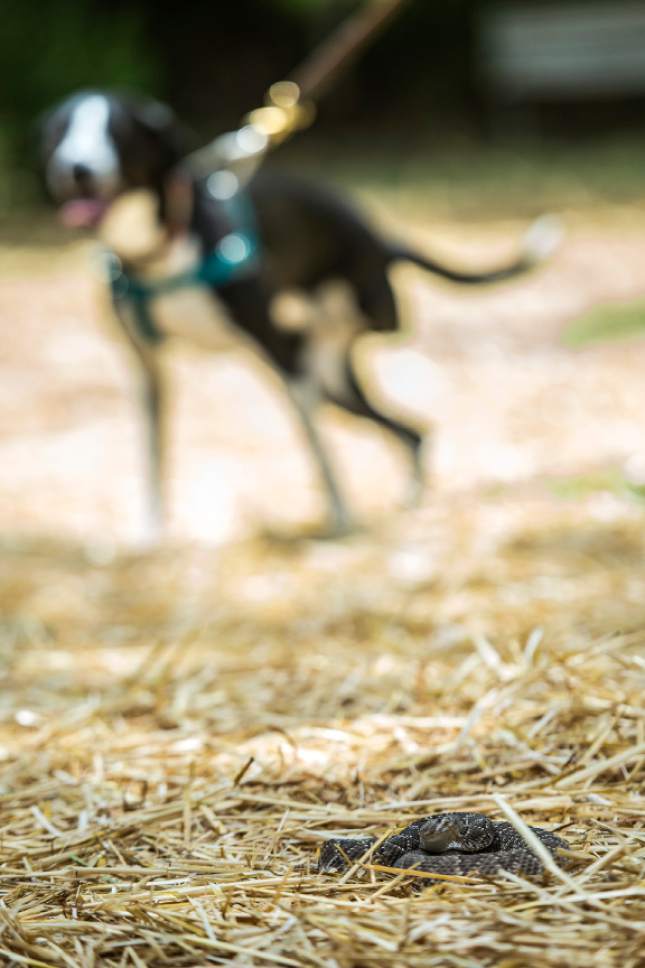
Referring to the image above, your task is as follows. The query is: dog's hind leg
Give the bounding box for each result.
[323,352,426,508]
[222,278,353,535]
[341,274,427,505]
[285,374,353,535]
[355,270,399,333]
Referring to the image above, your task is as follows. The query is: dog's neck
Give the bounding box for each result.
[99,171,194,270]
[160,168,194,236]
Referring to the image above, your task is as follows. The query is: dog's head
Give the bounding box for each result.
[39,90,188,229]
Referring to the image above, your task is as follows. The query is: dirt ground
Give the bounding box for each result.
[4,191,645,542]
[0,176,644,965]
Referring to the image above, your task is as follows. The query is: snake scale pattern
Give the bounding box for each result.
[318,811,570,878]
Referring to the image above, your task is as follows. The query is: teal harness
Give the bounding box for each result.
[106,189,259,344]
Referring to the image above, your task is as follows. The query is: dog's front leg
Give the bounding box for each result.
[137,349,164,543]
[113,303,166,544]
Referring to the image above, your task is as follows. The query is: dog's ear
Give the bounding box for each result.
[32,101,65,158]
[31,101,68,199]
[129,96,192,168]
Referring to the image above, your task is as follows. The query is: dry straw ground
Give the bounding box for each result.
[0,178,644,965]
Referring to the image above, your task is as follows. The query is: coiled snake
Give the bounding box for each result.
[318,811,570,878]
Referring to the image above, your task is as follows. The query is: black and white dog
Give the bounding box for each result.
[40,90,559,537]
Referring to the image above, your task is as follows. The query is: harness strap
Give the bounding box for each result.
[107,187,259,345]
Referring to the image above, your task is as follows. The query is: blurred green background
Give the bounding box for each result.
[4,0,645,224]
[2,0,477,149]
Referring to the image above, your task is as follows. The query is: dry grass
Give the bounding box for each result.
[1,188,645,964]
[0,504,644,967]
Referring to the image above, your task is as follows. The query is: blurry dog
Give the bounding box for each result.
[40,90,559,537]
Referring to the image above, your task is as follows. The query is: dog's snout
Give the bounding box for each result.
[72,162,92,185]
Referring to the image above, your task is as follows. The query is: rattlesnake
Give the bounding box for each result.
[318,811,570,878]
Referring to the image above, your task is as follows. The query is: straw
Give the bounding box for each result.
[1,518,644,967]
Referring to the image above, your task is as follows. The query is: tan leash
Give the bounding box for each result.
[189,0,410,178]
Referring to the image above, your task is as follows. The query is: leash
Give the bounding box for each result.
[189,0,411,177]
[291,0,411,103]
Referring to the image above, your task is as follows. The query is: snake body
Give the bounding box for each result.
[318,811,570,878]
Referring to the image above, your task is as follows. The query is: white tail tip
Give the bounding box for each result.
[522,214,565,266]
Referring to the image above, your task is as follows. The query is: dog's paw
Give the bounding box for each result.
[259,516,360,544]
[323,518,361,541]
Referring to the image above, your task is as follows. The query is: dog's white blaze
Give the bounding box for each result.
[50,94,119,193]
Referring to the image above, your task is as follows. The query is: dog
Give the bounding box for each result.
[39,90,559,537]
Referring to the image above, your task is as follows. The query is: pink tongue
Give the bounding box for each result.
[60,199,106,228]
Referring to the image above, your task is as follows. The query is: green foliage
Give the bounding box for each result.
[551,469,645,504]
[565,300,645,346]
[1,0,159,156]
[272,0,354,13]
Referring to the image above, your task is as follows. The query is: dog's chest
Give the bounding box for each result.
[133,235,240,352]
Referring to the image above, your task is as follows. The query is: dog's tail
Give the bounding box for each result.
[388,214,563,285]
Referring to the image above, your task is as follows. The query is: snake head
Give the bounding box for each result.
[419,812,495,854]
